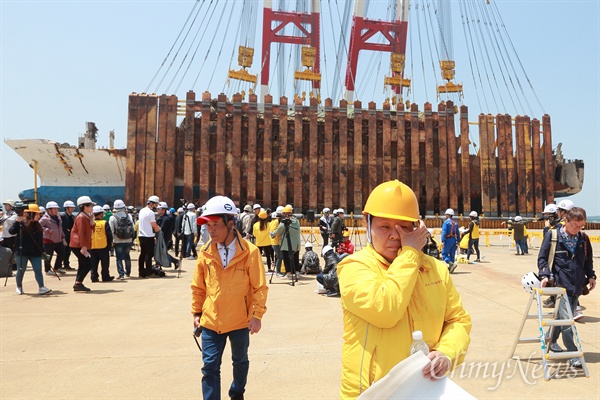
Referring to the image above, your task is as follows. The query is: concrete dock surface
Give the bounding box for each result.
[1,231,598,399]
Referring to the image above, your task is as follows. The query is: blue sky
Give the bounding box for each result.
[1,0,598,216]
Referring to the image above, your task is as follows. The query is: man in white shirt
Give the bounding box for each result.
[138,195,161,278]
[182,203,198,259]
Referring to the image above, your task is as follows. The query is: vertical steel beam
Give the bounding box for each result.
[515,115,527,215]
[446,101,459,211]
[542,115,554,205]
[437,102,448,209]
[199,92,211,204]
[353,100,363,213]
[497,114,509,216]
[505,114,517,215]
[309,97,318,211]
[144,95,158,200]
[382,102,392,182]
[424,102,434,213]
[324,98,334,208]
[134,94,148,207]
[278,96,288,207]
[410,103,420,204]
[164,95,177,208]
[368,102,378,194]
[263,95,273,208]
[396,103,406,182]
[531,118,543,214]
[155,95,168,201]
[338,99,348,211]
[486,114,498,216]
[478,113,490,215]
[247,93,258,204]
[460,105,471,214]
[125,94,138,207]
[215,93,227,196]
[293,97,303,208]
[232,93,242,204]
[522,115,534,216]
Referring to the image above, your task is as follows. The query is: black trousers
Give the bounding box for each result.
[63,241,72,268]
[90,248,111,280]
[73,247,92,283]
[43,242,65,272]
[138,236,155,277]
[321,233,329,247]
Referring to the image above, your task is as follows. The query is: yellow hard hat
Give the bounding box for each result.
[363,180,419,222]
[282,205,293,213]
[24,204,41,213]
[258,209,268,219]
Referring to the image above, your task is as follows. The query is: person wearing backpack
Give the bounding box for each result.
[300,242,320,274]
[109,199,134,279]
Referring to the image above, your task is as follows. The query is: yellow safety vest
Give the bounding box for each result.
[91,220,108,249]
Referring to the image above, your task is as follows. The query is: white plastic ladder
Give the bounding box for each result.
[510,287,589,380]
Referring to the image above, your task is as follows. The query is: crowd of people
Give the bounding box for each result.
[1,181,595,399]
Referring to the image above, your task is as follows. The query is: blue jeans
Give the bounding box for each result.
[548,294,579,351]
[185,234,197,258]
[442,238,457,263]
[201,327,249,400]
[114,242,132,277]
[15,255,44,290]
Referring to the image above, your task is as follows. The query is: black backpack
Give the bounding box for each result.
[115,216,134,239]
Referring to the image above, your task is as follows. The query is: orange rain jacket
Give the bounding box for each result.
[337,244,472,399]
[191,230,268,334]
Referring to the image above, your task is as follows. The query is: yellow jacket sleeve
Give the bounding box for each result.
[339,245,421,329]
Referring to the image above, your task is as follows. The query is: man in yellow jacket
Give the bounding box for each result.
[191,196,268,400]
[337,180,471,399]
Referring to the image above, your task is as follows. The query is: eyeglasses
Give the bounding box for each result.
[568,221,585,230]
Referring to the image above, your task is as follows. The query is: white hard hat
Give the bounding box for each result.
[557,199,574,211]
[522,272,541,294]
[515,216,523,222]
[338,208,345,214]
[445,208,455,216]
[469,211,478,218]
[323,207,330,213]
[92,205,104,214]
[197,196,237,225]
[253,204,261,210]
[304,242,313,249]
[63,200,76,208]
[113,199,126,209]
[244,205,252,212]
[187,203,196,210]
[77,196,93,206]
[3,199,16,207]
[322,245,333,256]
[158,202,169,209]
[147,195,160,204]
[275,206,284,214]
[102,204,111,211]
[332,209,339,215]
[543,204,558,214]
[177,207,184,213]
[39,207,46,213]
[45,201,59,209]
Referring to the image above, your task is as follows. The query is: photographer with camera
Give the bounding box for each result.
[271,205,301,280]
[191,195,268,400]
[9,204,52,295]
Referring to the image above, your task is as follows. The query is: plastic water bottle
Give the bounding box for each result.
[410,330,429,356]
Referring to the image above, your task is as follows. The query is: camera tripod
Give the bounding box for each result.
[301,219,317,247]
[350,213,364,250]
